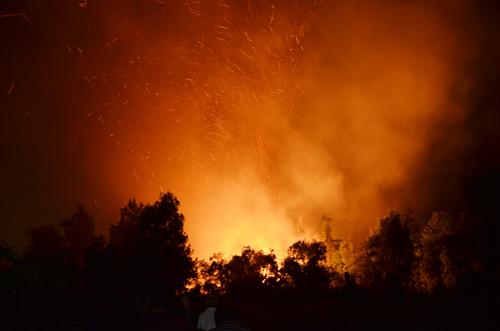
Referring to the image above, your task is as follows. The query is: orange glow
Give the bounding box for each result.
[77,0,477,260]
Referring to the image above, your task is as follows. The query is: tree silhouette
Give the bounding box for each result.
[105,199,144,291]
[135,192,196,289]
[415,209,484,293]
[196,246,280,302]
[197,253,230,296]
[109,198,144,247]
[59,204,95,268]
[330,239,355,287]
[23,225,67,271]
[354,209,418,293]
[84,192,196,299]
[321,214,336,267]
[1,240,15,266]
[280,240,332,293]
[2,239,68,330]
[226,247,279,294]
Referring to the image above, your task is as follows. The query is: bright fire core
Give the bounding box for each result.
[66,0,475,260]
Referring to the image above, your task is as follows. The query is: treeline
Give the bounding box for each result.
[1,192,499,330]
[195,208,497,297]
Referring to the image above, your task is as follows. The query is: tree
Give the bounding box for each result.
[321,214,336,267]
[228,247,278,283]
[330,238,355,286]
[135,192,196,290]
[415,209,484,293]
[23,225,66,270]
[59,204,95,268]
[1,240,67,330]
[1,240,18,270]
[280,240,333,292]
[320,215,355,287]
[85,199,144,295]
[354,209,418,293]
[197,253,230,296]
[214,246,280,301]
[84,193,196,296]
[106,199,144,280]
[196,246,280,301]
[109,198,144,247]
[83,235,121,301]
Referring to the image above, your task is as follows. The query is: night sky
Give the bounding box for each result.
[1,0,499,260]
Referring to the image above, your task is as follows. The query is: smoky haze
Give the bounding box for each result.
[280,0,478,247]
[1,0,496,261]
[164,0,480,259]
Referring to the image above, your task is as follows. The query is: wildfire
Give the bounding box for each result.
[56,0,474,260]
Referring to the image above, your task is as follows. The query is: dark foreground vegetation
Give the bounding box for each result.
[1,192,499,330]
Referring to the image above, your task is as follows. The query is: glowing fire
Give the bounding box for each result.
[65,0,475,260]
